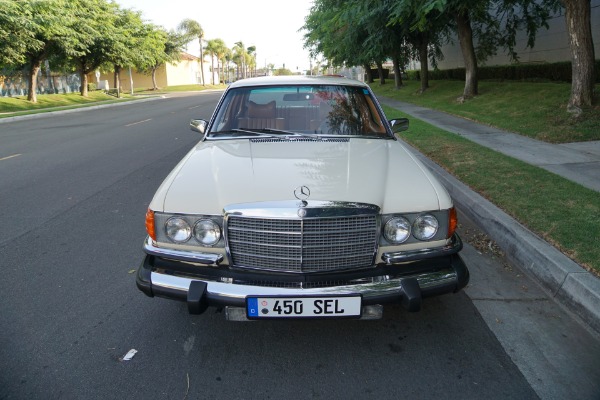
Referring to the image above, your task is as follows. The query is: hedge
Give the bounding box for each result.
[406,60,600,83]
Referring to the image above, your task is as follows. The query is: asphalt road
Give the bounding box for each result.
[0,92,597,399]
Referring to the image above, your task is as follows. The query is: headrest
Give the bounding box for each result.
[247,101,276,118]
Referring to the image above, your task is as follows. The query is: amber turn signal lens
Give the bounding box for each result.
[145,209,156,240]
[448,207,458,238]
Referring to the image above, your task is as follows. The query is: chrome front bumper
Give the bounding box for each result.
[136,250,469,316]
[149,268,457,300]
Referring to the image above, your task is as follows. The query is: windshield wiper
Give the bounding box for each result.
[229,128,324,141]
[229,128,280,138]
[260,128,324,141]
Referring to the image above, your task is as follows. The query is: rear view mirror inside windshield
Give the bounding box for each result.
[283,93,314,101]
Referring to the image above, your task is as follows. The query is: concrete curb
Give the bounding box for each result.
[405,142,600,336]
[0,95,165,124]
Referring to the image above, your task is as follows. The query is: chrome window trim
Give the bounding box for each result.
[204,82,395,141]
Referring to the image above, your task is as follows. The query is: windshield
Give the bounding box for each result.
[208,85,389,138]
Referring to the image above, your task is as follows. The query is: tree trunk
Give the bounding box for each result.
[392,55,403,89]
[418,33,430,94]
[114,65,121,98]
[376,61,385,85]
[211,56,215,85]
[199,39,205,86]
[80,61,89,97]
[364,64,373,83]
[456,10,478,100]
[217,60,221,84]
[27,58,42,103]
[128,67,134,95]
[151,65,158,90]
[562,0,596,112]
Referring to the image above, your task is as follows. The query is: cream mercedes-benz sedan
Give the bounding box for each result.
[136,75,469,320]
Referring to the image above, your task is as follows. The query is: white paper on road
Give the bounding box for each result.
[121,349,137,361]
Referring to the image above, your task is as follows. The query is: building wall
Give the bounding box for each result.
[436,1,600,69]
[89,56,213,91]
[92,64,166,92]
[165,58,199,87]
[2,54,216,97]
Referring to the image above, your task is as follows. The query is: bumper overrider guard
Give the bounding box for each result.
[136,234,469,317]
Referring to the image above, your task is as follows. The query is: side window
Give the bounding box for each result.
[210,89,247,132]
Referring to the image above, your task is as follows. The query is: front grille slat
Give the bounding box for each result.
[227,214,377,272]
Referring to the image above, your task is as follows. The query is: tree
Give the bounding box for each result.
[387,0,561,100]
[233,41,247,79]
[247,46,257,77]
[212,39,228,84]
[137,28,185,90]
[303,0,376,78]
[223,48,234,82]
[68,0,124,97]
[105,8,147,95]
[0,0,84,102]
[356,0,413,89]
[273,67,293,76]
[386,0,449,92]
[560,0,596,112]
[0,0,36,69]
[178,19,205,85]
[205,39,228,84]
[205,39,218,85]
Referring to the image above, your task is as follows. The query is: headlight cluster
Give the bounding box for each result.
[384,213,440,244]
[159,215,222,247]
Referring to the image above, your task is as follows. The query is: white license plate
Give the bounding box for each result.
[246,295,362,319]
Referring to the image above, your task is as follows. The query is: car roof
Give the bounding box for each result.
[227,75,370,89]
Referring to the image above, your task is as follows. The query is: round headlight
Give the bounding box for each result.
[194,219,221,246]
[165,217,192,243]
[413,214,439,240]
[384,217,411,244]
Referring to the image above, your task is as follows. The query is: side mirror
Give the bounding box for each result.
[190,119,208,134]
[389,118,409,134]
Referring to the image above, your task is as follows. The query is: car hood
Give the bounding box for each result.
[151,138,452,214]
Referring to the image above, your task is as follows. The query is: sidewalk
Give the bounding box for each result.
[379,97,600,336]
[380,98,600,192]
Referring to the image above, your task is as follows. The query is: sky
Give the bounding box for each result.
[114,0,316,72]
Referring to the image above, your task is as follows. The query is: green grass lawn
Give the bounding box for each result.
[372,80,600,143]
[0,91,140,117]
[382,104,599,275]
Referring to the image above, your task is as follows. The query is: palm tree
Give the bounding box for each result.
[224,48,234,83]
[233,41,246,79]
[212,39,227,84]
[205,39,218,85]
[178,19,205,86]
[247,45,256,77]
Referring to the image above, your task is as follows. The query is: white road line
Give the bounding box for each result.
[125,118,152,127]
[0,153,21,161]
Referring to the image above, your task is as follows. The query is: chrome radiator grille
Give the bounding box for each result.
[227,215,378,272]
